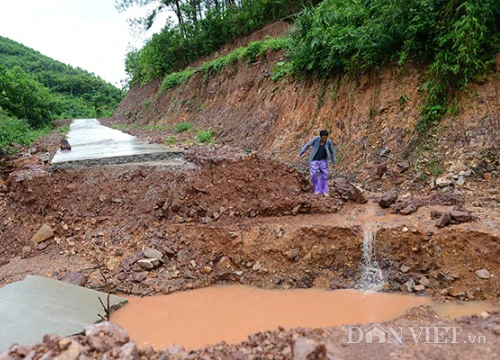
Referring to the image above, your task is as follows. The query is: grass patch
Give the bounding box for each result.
[195,129,213,143]
[159,68,195,93]
[175,122,193,133]
[426,158,443,176]
[58,124,70,134]
[157,36,292,95]
[165,136,176,146]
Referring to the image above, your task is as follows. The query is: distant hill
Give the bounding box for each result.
[0,36,125,153]
[0,35,124,120]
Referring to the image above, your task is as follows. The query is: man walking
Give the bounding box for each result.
[299,130,336,196]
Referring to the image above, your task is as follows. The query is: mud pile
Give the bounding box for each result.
[0,151,342,266]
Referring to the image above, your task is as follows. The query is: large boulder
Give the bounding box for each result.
[378,191,398,208]
[332,178,367,203]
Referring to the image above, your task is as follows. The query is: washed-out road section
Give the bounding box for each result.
[51,119,184,169]
[0,275,127,350]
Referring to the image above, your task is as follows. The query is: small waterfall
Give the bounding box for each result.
[357,226,384,291]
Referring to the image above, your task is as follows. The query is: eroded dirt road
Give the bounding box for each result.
[0,124,499,359]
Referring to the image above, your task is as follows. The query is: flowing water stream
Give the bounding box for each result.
[357,225,384,291]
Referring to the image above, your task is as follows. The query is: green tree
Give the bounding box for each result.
[0,65,54,127]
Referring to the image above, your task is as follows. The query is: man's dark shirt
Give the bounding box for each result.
[313,143,327,160]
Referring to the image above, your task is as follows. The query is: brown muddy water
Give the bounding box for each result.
[111,286,498,350]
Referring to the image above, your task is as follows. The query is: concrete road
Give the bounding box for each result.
[51,119,183,168]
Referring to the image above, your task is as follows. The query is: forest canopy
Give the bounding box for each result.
[120,0,303,84]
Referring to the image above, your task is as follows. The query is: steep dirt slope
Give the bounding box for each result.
[112,40,499,190]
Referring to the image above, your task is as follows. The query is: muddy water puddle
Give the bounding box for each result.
[112,286,433,349]
[432,301,498,319]
[111,286,499,349]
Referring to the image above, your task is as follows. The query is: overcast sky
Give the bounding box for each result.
[0,0,170,87]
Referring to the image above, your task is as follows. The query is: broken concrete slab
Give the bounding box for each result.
[50,119,183,169]
[0,275,127,350]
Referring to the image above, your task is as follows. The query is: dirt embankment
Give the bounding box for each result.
[112,36,499,191]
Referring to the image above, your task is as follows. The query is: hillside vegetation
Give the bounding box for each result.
[120,0,302,84]
[125,0,499,132]
[0,36,125,153]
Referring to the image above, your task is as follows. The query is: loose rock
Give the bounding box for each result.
[399,203,418,215]
[400,265,410,273]
[450,210,472,223]
[31,224,54,245]
[401,279,416,293]
[285,248,300,262]
[138,258,160,270]
[292,337,326,360]
[60,272,86,287]
[435,212,451,228]
[397,161,410,173]
[142,247,163,261]
[436,178,453,188]
[378,191,398,208]
[332,178,367,204]
[106,257,122,271]
[53,338,82,360]
[475,269,490,279]
[85,322,129,353]
[374,163,387,179]
[419,277,430,287]
[414,285,426,292]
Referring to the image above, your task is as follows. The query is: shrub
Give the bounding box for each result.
[289,0,499,131]
[0,110,49,154]
[165,136,176,146]
[246,41,266,63]
[159,68,195,93]
[195,129,213,143]
[175,122,193,133]
[143,99,153,109]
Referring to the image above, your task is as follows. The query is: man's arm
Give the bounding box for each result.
[299,137,317,156]
[329,141,336,164]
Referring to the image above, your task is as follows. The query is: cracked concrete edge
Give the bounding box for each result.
[0,275,129,350]
[49,151,184,170]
